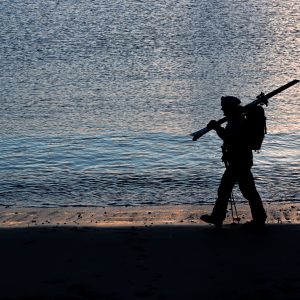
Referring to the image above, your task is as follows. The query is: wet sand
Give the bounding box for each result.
[0,203,300,299]
[1,202,300,228]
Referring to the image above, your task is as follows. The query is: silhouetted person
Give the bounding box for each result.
[200,96,267,230]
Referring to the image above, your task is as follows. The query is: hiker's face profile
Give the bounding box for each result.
[221,105,231,117]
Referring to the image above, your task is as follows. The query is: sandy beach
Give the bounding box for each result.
[1,203,300,300]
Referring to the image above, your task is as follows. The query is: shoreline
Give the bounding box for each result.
[1,202,299,228]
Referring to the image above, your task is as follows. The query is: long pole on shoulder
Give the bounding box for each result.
[190,79,299,141]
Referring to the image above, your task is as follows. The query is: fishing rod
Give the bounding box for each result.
[190,79,299,141]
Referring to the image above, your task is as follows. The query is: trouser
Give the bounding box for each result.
[211,166,267,222]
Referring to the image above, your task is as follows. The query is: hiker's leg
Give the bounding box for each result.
[211,168,236,222]
[238,169,267,222]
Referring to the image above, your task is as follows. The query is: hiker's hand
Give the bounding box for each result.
[207,120,219,130]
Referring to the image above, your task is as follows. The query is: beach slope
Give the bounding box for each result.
[1,222,300,300]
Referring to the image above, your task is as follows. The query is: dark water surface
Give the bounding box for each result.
[0,0,299,207]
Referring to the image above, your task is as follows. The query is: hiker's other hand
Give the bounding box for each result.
[207,120,219,130]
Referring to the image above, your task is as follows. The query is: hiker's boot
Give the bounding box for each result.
[200,214,223,228]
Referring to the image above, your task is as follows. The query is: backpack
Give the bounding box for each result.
[244,105,267,151]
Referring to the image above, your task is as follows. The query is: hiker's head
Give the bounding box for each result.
[221,96,241,117]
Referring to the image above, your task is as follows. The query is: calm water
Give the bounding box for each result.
[0,0,299,207]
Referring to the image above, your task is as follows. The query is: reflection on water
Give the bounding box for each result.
[0,0,299,207]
